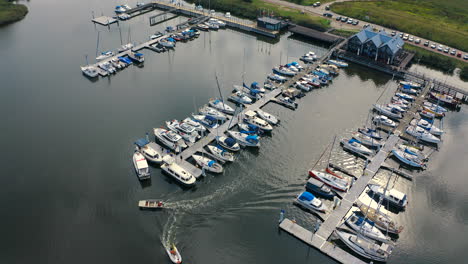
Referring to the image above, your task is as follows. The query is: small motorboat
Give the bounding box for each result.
[197,23,209,31]
[216,136,241,152]
[327,59,348,67]
[234,84,263,101]
[419,110,435,121]
[110,58,124,69]
[410,119,443,136]
[191,114,219,129]
[406,125,441,144]
[117,13,131,20]
[204,21,219,30]
[294,81,311,92]
[400,85,418,95]
[199,105,227,121]
[294,191,327,213]
[345,213,390,243]
[276,96,298,110]
[358,128,382,140]
[357,202,403,234]
[166,120,199,144]
[165,244,182,264]
[368,184,408,210]
[207,145,234,162]
[96,51,115,61]
[300,55,316,63]
[267,73,287,83]
[392,96,410,105]
[134,138,163,163]
[391,149,425,168]
[98,62,116,74]
[159,38,176,48]
[321,64,339,75]
[229,91,253,104]
[161,156,196,187]
[373,115,397,127]
[256,109,279,125]
[263,81,277,90]
[150,31,164,40]
[342,138,374,156]
[128,52,144,63]
[305,177,336,199]
[183,117,207,133]
[395,92,414,101]
[335,230,393,262]
[138,200,164,209]
[154,128,187,152]
[209,99,235,114]
[81,66,99,78]
[243,110,273,132]
[352,132,383,148]
[133,151,150,180]
[238,123,263,135]
[389,100,409,110]
[308,170,350,192]
[192,154,223,173]
[208,18,226,27]
[373,104,402,120]
[227,130,260,147]
[118,43,134,53]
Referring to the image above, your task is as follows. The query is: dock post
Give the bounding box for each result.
[279,209,285,223]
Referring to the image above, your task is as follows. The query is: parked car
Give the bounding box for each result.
[341,17,348,22]
[323,12,333,18]
[399,33,403,38]
[431,44,436,49]
[464,54,468,60]
[325,5,330,10]
[450,50,456,55]
[336,16,341,21]
[347,19,353,24]
[444,48,450,53]
[457,52,462,58]
[391,31,396,36]
[408,36,414,42]
[437,45,443,51]
[415,38,421,44]
[424,41,429,46]
[352,20,359,25]
[403,34,409,40]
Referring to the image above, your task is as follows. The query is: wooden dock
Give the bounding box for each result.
[92,16,118,26]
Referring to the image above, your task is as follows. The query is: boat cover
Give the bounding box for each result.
[291,61,299,66]
[246,135,259,143]
[298,191,315,201]
[205,115,217,122]
[251,82,259,88]
[348,138,361,144]
[167,38,175,42]
[355,216,375,226]
[403,84,411,89]
[135,53,144,57]
[404,148,417,156]
[208,160,215,167]
[224,137,236,147]
[135,138,149,147]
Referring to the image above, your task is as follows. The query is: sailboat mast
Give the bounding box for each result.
[326,135,336,168]
[96,31,100,58]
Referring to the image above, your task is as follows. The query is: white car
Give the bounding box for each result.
[415,38,421,44]
[437,45,443,51]
[430,44,436,49]
[408,37,414,42]
[464,54,468,60]
[225,12,231,18]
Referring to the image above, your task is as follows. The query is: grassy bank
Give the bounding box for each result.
[192,0,330,31]
[328,28,359,38]
[404,44,468,81]
[0,0,28,25]
[282,0,335,5]
[331,0,468,51]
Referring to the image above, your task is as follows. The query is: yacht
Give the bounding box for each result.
[118,43,134,53]
[294,191,327,213]
[134,138,163,163]
[191,114,219,129]
[228,91,252,104]
[227,130,260,147]
[81,66,99,78]
[267,73,287,83]
[133,151,150,180]
[216,136,241,152]
[96,51,115,61]
[335,230,393,262]
[406,125,441,144]
[255,109,279,125]
[308,170,350,192]
[166,120,199,144]
[373,115,397,127]
[209,99,235,114]
[342,138,374,156]
[161,158,196,187]
[153,128,187,152]
[368,184,408,210]
[410,119,443,136]
[192,154,223,173]
[243,110,273,132]
[198,105,227,121]
[206,145,234,162]
[183,117,207,133]
[352,132,383,148]
[345,213,390,243]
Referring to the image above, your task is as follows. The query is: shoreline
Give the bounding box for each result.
[0,1,28,26]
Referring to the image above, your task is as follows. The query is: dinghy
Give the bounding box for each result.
[391,149,425,168]
[165,244,182,264]
[410,119,443,136]
[342,139,374,156]
[227,131,260,147]
[357,202,404,234]
[406,125,441,144]
[308,170,350,192]
[206,145,234,162]
[335,230,393,262]
[294,191,327,213]
[192,154,223,173]
[138,200,164,209]
[133,151,150,180]
[345,213,390,243]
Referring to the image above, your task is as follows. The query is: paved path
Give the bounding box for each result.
[261,0,468,63]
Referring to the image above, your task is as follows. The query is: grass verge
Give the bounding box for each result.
[0,0,28,26]
[328,28,359,38]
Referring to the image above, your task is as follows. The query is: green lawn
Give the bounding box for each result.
[283,0,335,5]
[328,28,359,38]
[0,0,28,25]
[192,0,331,31]
[331,0,468,51]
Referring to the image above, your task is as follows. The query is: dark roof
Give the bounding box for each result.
[289,25,342,43]
[257,17,282,25]
[351,28,404,54]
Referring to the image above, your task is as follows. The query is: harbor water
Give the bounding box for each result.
[0,0,467,263]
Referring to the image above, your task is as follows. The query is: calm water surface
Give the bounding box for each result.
[0,1,467,263]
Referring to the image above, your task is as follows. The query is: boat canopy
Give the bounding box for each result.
[135,53,144,57]
[208,160,215,167]
[348,138,361,144]
[249,89,261,94]
[246,135,259,143]
[167,37,176,42]
[298,191,315,201]
[205,115,217,122]
[403,84,411,89]
[355,216,375,226]
[135,138,150,147]
[224,137,236,147]
[251,82,259,88]
[404,148,417,156]
[291,61,299,66]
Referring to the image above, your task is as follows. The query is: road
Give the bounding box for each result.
[262,0,468,63]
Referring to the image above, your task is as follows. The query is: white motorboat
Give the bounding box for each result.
[209,99,235,114]
[373,115,397,127]
[300,55,316,63]
[263,81,277,90]
[216,136,241,152]
[81,66,99,78]
[165,244,182,264]
[294,191,327,213]
[98,62,116,74]
[134,138,163,163]
[335,230,392,262]
[267,73,287,82]
[392,96,410,105]
[206,145,234,162]
[327,59,348,67]
[229,91,252,104]
[276,96,298,110]
[161,156,196,187]
[183,117,207,133]
[159,39,175,48]
[308,170,350,192]
[118,43,134,53]
[204,21,219,30]
[320,64,339,75]
[110,58,125,69]
[115,5,127,13]
[133,151,150,180]
[368,184,408,210]
[208,18,226,27]
[256,109,279,125]
[138,200,164,209]
[198,105,227,121]
[390,100,409,110]
[400,86,418,95]
[397,144,425,161]
[154,128,187,152]
[373,104,403,119]
[96,51,115,61]
[345,213,390,243]
[406,125,441,144]
[243,110,273,132]
[166,120,199,144]
[227,130,260,147]
[294,81,311,92]
[192,154,223,173]
[273,66,296,77]
[352,132,383,148]
[191,114,219,129]
[410,119,443,136]
[342,139,374,156]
